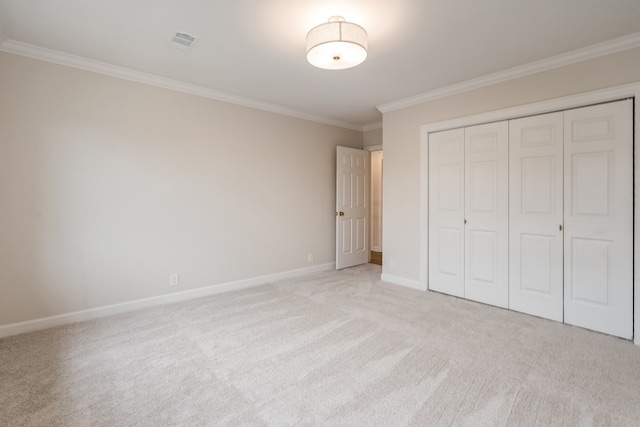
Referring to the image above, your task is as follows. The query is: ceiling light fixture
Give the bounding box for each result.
[306,16,368,70]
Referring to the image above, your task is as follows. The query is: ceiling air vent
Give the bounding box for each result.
[169,31,199,51]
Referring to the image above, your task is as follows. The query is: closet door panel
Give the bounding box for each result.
[509,112,564,321]
[564,100,633,339]
[428,128,465,297]
[464,122,509,308]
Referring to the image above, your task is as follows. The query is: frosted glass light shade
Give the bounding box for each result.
[306,16,368,70]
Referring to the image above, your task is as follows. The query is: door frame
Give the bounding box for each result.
[418,81,640,345]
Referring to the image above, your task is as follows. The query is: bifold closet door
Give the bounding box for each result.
[563,100,633,339]
[464,122,509,308]
[509,112,564,321]
[428,128,465,297]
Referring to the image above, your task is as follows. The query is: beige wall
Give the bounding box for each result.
[0,52,362,326]
[382,47,640,283]
[363,127,382,148]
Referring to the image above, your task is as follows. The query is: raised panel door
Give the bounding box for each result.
[509,112,564,321]
[563,100,633,338]
[464,122,509,308]
[336,146,370,269]
[428,128,465,297]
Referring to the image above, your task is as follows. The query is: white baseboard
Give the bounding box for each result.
[380,273,426,291]
[0,263,335,339]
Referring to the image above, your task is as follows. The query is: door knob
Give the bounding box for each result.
[336,211,345,216]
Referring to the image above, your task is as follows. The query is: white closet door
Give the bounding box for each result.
[428,128,465,297]
[509,112,564,321]
[464,122,509,308]
[564,100,633,339]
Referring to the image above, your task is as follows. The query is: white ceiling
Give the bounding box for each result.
[1,0,640,129]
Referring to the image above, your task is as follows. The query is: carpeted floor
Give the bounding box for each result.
[1,263,640,426]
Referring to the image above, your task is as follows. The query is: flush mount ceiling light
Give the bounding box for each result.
[306,16,368,70]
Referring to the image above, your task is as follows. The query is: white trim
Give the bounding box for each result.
[381,273,424,291]
[635,92,639,346]
[0,39,363,132]
[419,84,640,134]
[363,121,383,132]
[0,263,335,339]
[378,32,640,114]
[419,126,429,295]
[419,82,640,345]
[363,144,383,152]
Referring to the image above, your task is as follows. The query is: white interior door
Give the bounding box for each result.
[428,128,465,297]
[563,100,633,338]
[336,146,370,270]
[464,121,509,308]
[509,112,564,321]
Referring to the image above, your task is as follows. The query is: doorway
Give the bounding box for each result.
[370,150,383,265]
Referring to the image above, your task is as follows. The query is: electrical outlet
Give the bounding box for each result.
[169,273,179,286]
[307,252,314,263]
[389,259,396,269]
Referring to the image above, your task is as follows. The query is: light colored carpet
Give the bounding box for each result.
[1,264,640,426]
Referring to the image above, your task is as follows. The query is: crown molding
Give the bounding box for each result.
[362,121,382,132]
[378,32,640,114]
[0,39,363,132]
